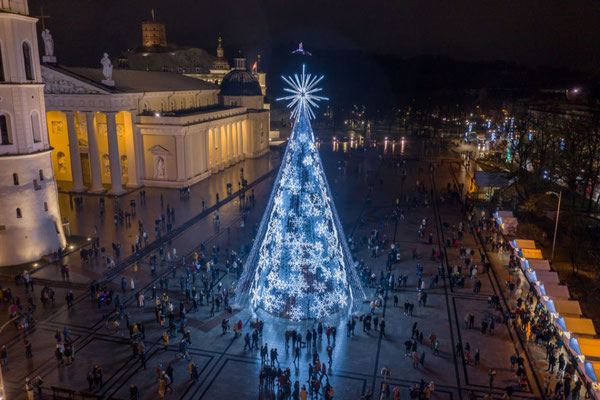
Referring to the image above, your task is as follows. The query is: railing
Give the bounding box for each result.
[40,386,126,400]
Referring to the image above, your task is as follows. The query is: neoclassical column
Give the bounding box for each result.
[84,112,104,193]
[238,121,245,159]
[105,112,125,195]
[123,112,139,187]
[203,128,210,173]
[234,122,240,160]
[208,128,214,171]
[65,111,84,192]
[216,126,223,170]
[232,123,238,161]
[227,123,233,163]
[221,125,228,166]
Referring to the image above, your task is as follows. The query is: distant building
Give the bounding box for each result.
[40,12,269,192]
[0,0,66,266]
[141,20,167,48]
[119,20,267,95]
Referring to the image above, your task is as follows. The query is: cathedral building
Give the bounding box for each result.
[42,58,269,191]
[42,19,270,192]
[0,0,66,266]
[0,2,269,265]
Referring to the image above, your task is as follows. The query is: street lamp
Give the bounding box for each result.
[546,190,562,263]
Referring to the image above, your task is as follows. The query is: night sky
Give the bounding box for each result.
[30,0,600,72]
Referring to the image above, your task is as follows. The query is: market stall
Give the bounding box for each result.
[527,259,552,271]
[511,239,537,251]
[556,316,597,337]
[535,270,561,285]
[537,283,570,299]
[520,248,544,260]
[494,211,518,235]
[526,269,559,285]
[569,338,600,361]
[545,299,583,318]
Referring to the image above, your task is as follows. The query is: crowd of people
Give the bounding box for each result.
[7,154,596,400]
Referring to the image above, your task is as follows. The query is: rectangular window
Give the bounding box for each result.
[13,173,18,185]
[0,46,4,82]
[33,179,41,191]
[0,115,10,145]
[39,169,44,181]
[44,202,48,211]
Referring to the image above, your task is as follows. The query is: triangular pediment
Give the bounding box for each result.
[149,145,170,155]
[41,65,111,95]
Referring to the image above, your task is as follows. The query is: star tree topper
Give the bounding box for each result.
[276,64,328,120]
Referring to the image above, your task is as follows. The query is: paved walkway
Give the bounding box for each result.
[26,153,280,284]
[0,139,552,400]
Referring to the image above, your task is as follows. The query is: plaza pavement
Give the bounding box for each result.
[0,139,548,399]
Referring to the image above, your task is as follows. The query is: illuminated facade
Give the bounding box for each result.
[42,64,269,191]
[236,66,364,320]
[0,0,66,266]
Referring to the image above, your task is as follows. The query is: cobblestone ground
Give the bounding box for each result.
[0,139,548,400]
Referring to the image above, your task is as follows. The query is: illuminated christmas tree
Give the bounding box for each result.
[236,65,365,320]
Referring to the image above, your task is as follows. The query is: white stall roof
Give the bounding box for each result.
[544,284,571,299]
[536,271,560,285]
[528,259,551,271]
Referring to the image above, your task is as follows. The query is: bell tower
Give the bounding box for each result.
[0,0,66,266]
[0,0,29,14]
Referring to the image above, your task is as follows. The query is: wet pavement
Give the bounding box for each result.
[0,138,549,400]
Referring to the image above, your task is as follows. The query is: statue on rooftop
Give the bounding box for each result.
[41,29,54,57]
[100,53,113,81]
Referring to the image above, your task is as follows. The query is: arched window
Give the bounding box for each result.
[143,103,149,112]
[13,173,18,185]
[0,114,11,145]
[16,208,22,218]
[31,111,41,143]
[39,169,44,181]
[22,42,33,80]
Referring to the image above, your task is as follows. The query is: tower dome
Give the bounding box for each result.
[219,68,262,96]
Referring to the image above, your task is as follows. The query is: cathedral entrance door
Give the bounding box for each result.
[80,153,91,186]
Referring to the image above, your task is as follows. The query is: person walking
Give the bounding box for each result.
[412,351,420,368]
[0,345,7,365]
[25,378,34,400]
[488,369,497,390]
